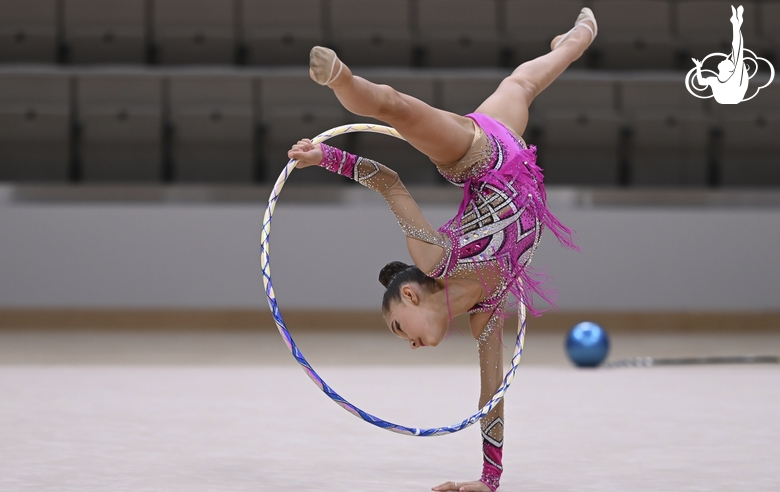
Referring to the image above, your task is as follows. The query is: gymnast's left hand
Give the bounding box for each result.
[432,480,491,492]
[288,139,323,168]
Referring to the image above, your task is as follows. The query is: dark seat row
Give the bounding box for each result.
[1,0,778,69]
[0,67,778,187]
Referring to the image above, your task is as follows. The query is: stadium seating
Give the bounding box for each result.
[77,71,163,181]
[0,70,70,181]
[0,1,58,62]
[714,78,780,186]
[590,0,676,69]
[2,0,774,69]
[153,0,235,64]
[417,0,500,67]
[440,71,505,116]
[331,0,413,66]
[504,0,586,67]
[62,0,146,63]
[0,1,778,188]
[719,113,780,186]
[762,2,780,54]
[259,70,349,184]
[168,72,255,182]
[621,77,710,186]
[242,0,322,65]
[530,76,621,185]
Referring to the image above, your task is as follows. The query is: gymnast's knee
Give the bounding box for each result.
[501,76,538,106]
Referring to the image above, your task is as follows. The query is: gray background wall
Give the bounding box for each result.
[1,187,779,311]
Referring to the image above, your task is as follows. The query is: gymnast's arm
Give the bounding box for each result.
[472,308,506,492]
[432,308,506,492]
[288,139,447,273]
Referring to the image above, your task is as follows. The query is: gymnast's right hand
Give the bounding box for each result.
[288,139,323,168]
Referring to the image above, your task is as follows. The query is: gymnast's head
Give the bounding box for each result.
[379,261,448,350]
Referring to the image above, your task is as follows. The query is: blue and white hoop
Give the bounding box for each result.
[261,124,527,436]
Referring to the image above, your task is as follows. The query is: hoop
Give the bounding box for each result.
[261,124,527,436]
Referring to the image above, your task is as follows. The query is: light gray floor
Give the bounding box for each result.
[2,330,779,491]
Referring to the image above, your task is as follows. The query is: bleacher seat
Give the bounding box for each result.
[77,72,163,181]
[531,77,620,184]
[762,2,780,54]
[153,0,235,64]
[417,0,500,67]
[0,0,58,62]
[259,72,349,183]
[719,113,780,186]
[677,1,761,60]
[590,0,676,69]
[63,0,146,63]
[714,80,780,186]
[532,76,616,112]
[242,0,322,65]
[0,71,70,181]
[440,72,506,116]
[537,110,622,185]
[169,73,254,182]
[628,111,710,186]
[350,72,439,183]
[621,78,711,186]
[504,0,585,67]
[331,0,413,66]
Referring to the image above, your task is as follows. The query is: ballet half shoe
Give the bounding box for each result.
[309,46,344,86]
[552,7,598,51]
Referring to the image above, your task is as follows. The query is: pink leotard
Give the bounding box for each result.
[432,112,578,316]
[316,112,577,492]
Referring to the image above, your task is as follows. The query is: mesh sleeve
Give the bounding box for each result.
[475,305,506,491]
[319,143,448,249]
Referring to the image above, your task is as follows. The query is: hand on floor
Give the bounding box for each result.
[432,480,492,492]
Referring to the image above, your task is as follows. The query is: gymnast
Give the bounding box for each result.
[288,8,597,492]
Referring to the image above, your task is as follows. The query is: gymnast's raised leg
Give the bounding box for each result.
[309,8,597,167]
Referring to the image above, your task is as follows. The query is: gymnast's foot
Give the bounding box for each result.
[309,46,351,87]
[551,7,597,52]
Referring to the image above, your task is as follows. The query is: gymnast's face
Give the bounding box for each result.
[383,283,447,350]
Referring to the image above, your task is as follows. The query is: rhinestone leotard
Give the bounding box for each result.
[433,113,578,319]
[318,112,577,323]
[317,112,578,492]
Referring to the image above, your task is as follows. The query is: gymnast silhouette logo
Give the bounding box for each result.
[685,5,774,104]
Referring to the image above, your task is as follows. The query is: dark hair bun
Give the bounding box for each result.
[378,261,410,288]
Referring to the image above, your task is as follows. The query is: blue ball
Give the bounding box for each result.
[565,322,610,367]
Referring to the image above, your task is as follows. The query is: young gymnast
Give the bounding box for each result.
[288,8,597,492]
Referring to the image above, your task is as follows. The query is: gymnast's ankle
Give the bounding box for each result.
[551,8,597,53]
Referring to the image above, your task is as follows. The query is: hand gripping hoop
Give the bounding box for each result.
[261,124,527,436]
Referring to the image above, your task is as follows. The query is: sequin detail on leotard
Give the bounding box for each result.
[318,113,578,321]
[429,113,578,320]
